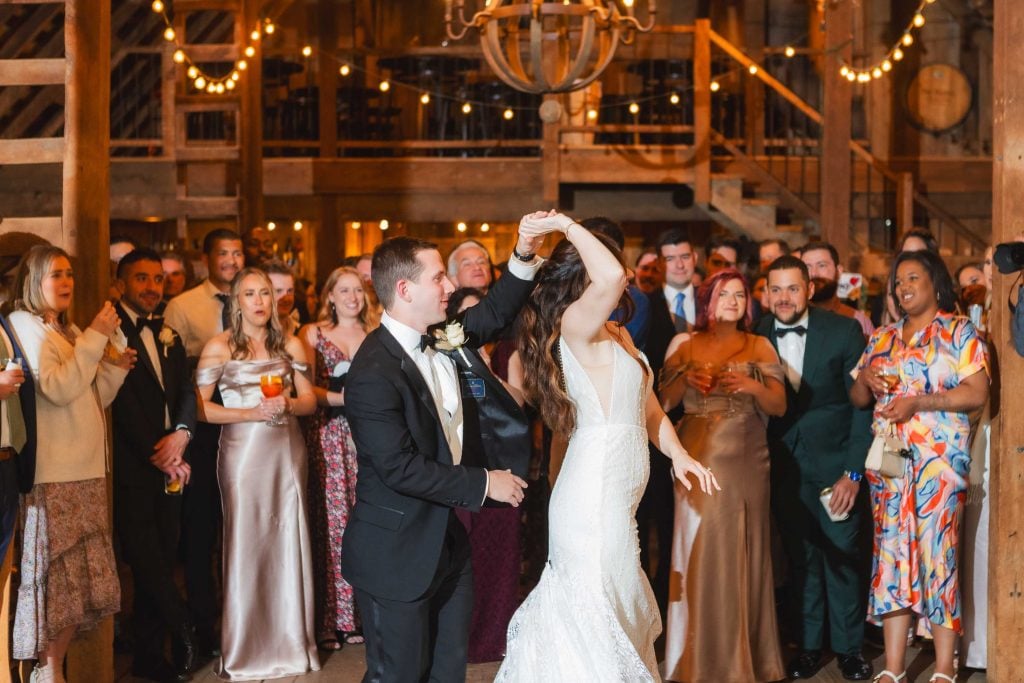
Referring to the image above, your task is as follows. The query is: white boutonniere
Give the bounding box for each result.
[158,326,176,358]
[432,320,470,365]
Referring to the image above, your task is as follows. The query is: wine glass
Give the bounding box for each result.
[874,357,901,405]
[720,361,749,416]
[259,374,286,426]
[691,361,719,415]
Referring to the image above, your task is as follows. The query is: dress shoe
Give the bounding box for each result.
[787,650,825,679]
[131,657,190,683]
[195,628,222,659]
[172,621,198,677]
[837,653,873,681]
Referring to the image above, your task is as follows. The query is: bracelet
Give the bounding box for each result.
[512,246,535,262]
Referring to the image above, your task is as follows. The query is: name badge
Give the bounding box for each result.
[463,376,486,399]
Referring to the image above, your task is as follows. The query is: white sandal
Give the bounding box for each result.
[929,675,956,683]
[873,672,907,683]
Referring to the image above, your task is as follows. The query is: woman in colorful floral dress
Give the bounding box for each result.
[299,266,378,650]
[850,250,988,683]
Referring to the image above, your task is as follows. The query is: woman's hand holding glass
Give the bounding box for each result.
[717,363,756,395]
[259,374,289,426]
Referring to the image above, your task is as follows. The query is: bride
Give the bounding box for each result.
[497,213,719,681]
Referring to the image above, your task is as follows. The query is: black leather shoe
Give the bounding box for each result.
[786,650,824,679]
[131,657,187,683]
[837,653,873,681]
[171,621,198,678]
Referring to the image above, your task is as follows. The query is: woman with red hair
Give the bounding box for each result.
[660,268,787,682]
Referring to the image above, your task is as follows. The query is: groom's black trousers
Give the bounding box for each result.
[357,513,474,683]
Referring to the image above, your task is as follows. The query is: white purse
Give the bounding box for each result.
[865,420,910,478]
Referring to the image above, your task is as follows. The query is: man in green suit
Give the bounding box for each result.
[756,256,873,681]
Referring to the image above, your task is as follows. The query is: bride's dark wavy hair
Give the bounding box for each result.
[516,232,637,436]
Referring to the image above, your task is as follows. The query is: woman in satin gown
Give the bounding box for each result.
[496,213,718,682]
[196,267,320,681]
[659,268,787,683]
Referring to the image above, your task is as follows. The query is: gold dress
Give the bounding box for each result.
[661,359,785,683]
[197,358,320,681]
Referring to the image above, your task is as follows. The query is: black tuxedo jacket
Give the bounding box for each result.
[111,304,197,490]
[755,307,873,479]
[0,315,37,494]
[342,270,534,602]
[644,289,676,382]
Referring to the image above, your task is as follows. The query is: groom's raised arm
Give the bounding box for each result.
[345,367,489,511]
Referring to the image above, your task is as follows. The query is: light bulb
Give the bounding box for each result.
[462,102,472,114]
[225,79,236,90]
[173,49,186,64]
[237,60,247,71]
[457,222,468,232]
[187,66,199,79]
[152,0,164,12]
[586,108,598,120]
[206,82,217,93]
[913,13,925,27]
[840,65,850,77]
[846,71,856,82]
[748,64,759,75]
[250,30,261,41]
[244,46,255,58]
[420,93,430,105]
[230,71,240,81]
[710,80,721,92]
[857,72,870,83]
[379,80,390,92]
[264,22,275,35]
[893,47,904,61]
[872,67,883,79]
[267,221,276,231]
[784,46,796,58]
[293,221,303,231]
[351,221,361,230]
[623,0,634,6]
[215,82,225,93]
[194,76,207,89]
[379,219,389,231]
[302,46,312,57]
[902,33,913,46]
[480,223,490,233]
[628,102,639,115]
[340,64,350,77]
[669,92,680,105]
[882,60,893,72]
[163,27,176,41]
[503,108,514,120]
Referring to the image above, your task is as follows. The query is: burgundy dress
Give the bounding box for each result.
[455,338,523,663]
[304,328,359,635]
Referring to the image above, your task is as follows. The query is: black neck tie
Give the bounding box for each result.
[419,334,436,352]
[216,293,231,331]
[136,316,163,335]
[776,325,807,338]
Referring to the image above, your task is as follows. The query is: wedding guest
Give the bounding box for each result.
[0,311,34,676]
[756,256,873,681]
[241,226,275,268]
[110,235,139,264]
[265,260,299,336]
[581,217,650,350]
[759,238,790,272]
[657,228,699,334]
[196,267,319,679]
[445,287,529,663]
[850,250,989,683]
[660,268,786,683]
[705,235,740,276]
[956,263,986,291]
[111,248,197,682]
[298,266,376,651]
[163,228,244,655]
[899,228,939,254]
[801,241,874,337]
[159,251,190,311]
[634,250,662,295]
[9,245,134,683]
[448,240,493,292]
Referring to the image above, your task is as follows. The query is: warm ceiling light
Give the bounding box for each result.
[267,221,276,231]
[420,93,431,105]
[503,108,514,120]
[902,33,914,46]
[264,22,275,35]
[379,80,390,92]
[351,221,361,230]
[784,46,796,58]
[173,49,186,64]
[457,222,468,232]
[840,65,850,77]
[881,60,893,72]
[194,76,207,89]
[628,102,639,115]
[244,46,255,58]
[302,46,313,57]
[710,80,721,92]
[163,27,176,41]
[586,108,598,120]
[225,79,236,90]
[872,67,883,79]
[748,64,759,75]
[230,71,240,81]
[340,65,350,76]
[480,222,490,232]
[293,221,303,231]
[379,219,389,231]
[187,66,198,78]
[893,47,904,61]
[250,29,261,41]
[857,72,870,83]
[461,102,472,114]
[669,92,680,105]
[151,0,164,11]
[206,82,217,93]
[237,59,248,71]
[913,13,925,27]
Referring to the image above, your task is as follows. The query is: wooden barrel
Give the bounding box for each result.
[905,63,973,133]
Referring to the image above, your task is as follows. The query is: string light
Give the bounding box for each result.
[244,46,255,58]
[457,222,468,232]
[586,108,598,120]
[837,0,932,83]
[710,80,721,92]
[503,108,514,120]
[339,64,351,77]
[293,220,302,231]
[379,80,390,92]
[628,102,639,115]
[461,102,472,114]
[784,45,796,58]
[351,221,361,230]
[151,0,164,11]
[163,27,175,41]
[669,92,680,105]
[267,221,276,231]
[173,49,185,63]
[302,45,313,57]
[420,93,431,105]
[480,222,490,232]
[379,219,389,231]
[748,64,758,75]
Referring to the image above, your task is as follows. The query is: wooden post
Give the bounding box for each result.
[988,0,1024,677]
[895,172,914,237]
[317,0,342,277]
[63,0,114,680]
[693,19,712,206]
[541,95,560,205]
[820,0,852,265]
[239,0,263,232]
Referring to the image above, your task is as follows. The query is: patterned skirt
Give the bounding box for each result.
[13,478,121,660]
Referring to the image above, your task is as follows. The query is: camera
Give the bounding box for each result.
[994,241,1024,274]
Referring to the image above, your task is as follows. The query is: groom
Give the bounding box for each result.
[343,224,549,682]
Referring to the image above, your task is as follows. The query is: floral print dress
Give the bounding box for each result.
[855,312,988,634]
[304,327,359,635]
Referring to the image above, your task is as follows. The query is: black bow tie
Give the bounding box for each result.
[776,325,807,338]
[136,316,164,335]
[419,334,436,352]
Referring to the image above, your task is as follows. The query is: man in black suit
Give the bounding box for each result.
[756,256,873,681]
[0,312,34,668]
[343,224,552,683]
[112,249,198,682]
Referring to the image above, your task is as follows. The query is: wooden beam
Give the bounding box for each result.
[693,19,712,206]
[239,0,263,230]
[0,138,65,165]
[819,0,852,264]
[989,1,1024,677]
[895,172,914,235]
[178,196,240,216]
[0,58,63,87]
[178,43,240,62]
[0,217,63,244]
[316,0,340,280]
[541,94,560,204]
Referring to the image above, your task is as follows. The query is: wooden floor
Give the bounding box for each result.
[116,643,988,682]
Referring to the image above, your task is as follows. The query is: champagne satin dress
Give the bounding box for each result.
[197,358,320,681]
[660,358,785,683]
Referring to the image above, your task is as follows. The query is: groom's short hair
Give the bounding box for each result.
[372,236,439,309]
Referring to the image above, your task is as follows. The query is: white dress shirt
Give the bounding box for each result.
[776,311,809,391]
[663,282,696,325]
[163,279,228,358]
[122,306,171,429]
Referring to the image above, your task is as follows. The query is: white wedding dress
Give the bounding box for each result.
[496,337,661,682]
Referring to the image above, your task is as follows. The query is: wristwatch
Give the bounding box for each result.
[844,470,863,483]
[175,424,193,442]
[512,246,535,262]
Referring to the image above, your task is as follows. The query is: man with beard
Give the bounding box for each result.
[756,256,873,681]
[800,241,874,338]
[634,250,662,295]
[241,226,275,267]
